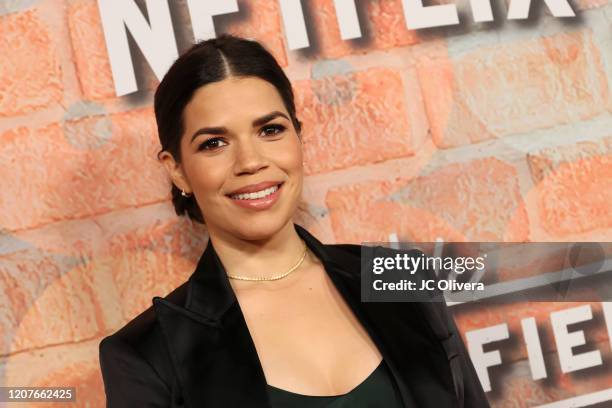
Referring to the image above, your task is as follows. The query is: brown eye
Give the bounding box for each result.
[261,124,286,136]
[199,137,227,151]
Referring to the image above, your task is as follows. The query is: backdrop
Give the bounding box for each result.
[0,0,611,407]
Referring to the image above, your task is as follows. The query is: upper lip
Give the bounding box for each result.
[226,181,283,196]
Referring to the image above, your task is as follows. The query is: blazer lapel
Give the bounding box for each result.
[152,223,459,408]
[153,230,271,408]
[319,242,460,407]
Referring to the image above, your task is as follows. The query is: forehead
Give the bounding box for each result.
[183,76,287,126]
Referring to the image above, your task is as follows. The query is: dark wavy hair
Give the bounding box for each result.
[154,34,303,224]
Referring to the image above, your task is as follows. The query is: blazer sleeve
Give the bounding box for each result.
[377,245,491,407]
[436,300,491,408]
[99,336,171,407]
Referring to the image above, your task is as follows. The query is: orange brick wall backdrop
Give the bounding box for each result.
[1,0,611,407]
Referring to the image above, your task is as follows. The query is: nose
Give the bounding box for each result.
[233,136,268,175]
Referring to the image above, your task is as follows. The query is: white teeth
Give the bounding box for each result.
[230,184,280,200]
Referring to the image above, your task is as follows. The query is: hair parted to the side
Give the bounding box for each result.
[154,34,306,225]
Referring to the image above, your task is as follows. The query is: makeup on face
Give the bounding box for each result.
[179,77,303,237]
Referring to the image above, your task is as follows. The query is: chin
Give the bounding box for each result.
[231,216,292,241]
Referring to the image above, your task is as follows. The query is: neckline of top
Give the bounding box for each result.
[266,359,385,398]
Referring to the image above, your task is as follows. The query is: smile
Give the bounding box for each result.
[226,182,284,211]
[228,183,281,200]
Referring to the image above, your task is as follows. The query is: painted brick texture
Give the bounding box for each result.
[527,137,612,235]
[326,158,529,242]
[0,9,63,116]
[418,30,609,149]
[67,0,116,100]
[0,108,168,231]
[296,67,425,175]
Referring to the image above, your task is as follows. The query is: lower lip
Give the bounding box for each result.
[226,183,283,211]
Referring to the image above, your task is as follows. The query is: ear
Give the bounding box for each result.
[158,151,191,194]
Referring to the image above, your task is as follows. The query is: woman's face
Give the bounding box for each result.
[165,76,303,241]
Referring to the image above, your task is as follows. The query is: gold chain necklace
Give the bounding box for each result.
[226,240,308,281]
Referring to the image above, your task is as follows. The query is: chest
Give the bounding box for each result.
[153,256,460,408]
[233,265,384,395]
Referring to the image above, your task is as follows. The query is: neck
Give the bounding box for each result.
[206,220,312,285]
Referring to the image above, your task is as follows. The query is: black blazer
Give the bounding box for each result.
[99,223,490,407]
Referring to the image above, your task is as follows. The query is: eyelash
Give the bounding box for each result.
[198,124,287,151]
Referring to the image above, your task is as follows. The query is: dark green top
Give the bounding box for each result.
[266,359,405,407]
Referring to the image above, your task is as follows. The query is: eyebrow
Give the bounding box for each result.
[190,111,290,143]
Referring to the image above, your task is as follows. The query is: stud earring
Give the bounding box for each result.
[181,189,191,197]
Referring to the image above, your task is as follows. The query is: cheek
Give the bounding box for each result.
[185,157,228,194]
[274,135,303,171]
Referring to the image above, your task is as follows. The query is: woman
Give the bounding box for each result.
[98,34,489,408]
